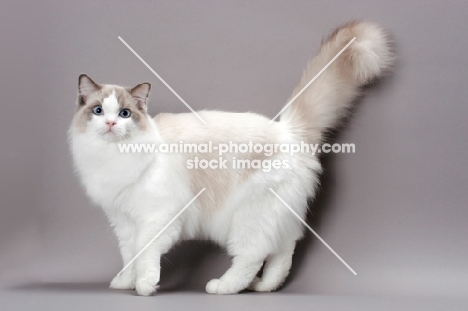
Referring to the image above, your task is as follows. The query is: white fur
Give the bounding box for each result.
[70,21,392,295]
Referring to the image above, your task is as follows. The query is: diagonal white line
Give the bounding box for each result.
[269,188,357,275]
[118,36,207,124]
[269,37,356,124]
[116,188,206,277]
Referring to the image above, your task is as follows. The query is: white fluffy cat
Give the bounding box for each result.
[69,22,392,296]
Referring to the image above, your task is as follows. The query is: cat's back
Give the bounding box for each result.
[154,110,286,143]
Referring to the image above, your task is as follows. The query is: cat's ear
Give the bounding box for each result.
[78,74,100,105]
[130,82,151,110]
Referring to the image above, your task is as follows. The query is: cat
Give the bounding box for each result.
[69,21,392,296]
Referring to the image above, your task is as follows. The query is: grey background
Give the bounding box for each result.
[1,0,468,310]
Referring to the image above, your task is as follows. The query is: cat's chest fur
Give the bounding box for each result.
[71,134,157,208]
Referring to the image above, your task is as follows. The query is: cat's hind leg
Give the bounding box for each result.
[205,254,265,295]
[248,241,295,292]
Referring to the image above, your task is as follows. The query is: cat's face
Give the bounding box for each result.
[72,74,151,141]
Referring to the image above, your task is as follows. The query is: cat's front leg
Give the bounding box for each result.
[133,216,181,296]
[109,215,136,290]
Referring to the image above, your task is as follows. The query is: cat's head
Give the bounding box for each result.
[71,74,151,141]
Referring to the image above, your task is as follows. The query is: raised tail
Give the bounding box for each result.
[280,21,393,143]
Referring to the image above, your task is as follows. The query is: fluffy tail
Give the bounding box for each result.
[280,21,393,143]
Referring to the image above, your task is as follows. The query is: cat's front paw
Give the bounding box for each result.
[205,279,240,295]
[135,277,159,296]
[247,276,275,292]
[109,274,135,290]
[247,276,262,291]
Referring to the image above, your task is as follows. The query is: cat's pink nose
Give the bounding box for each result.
[106,120,117,127]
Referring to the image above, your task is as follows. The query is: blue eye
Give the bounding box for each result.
[92,105,103,115]
[119,109,131,118]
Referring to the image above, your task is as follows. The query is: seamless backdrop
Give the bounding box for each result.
[1,1,468,310]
